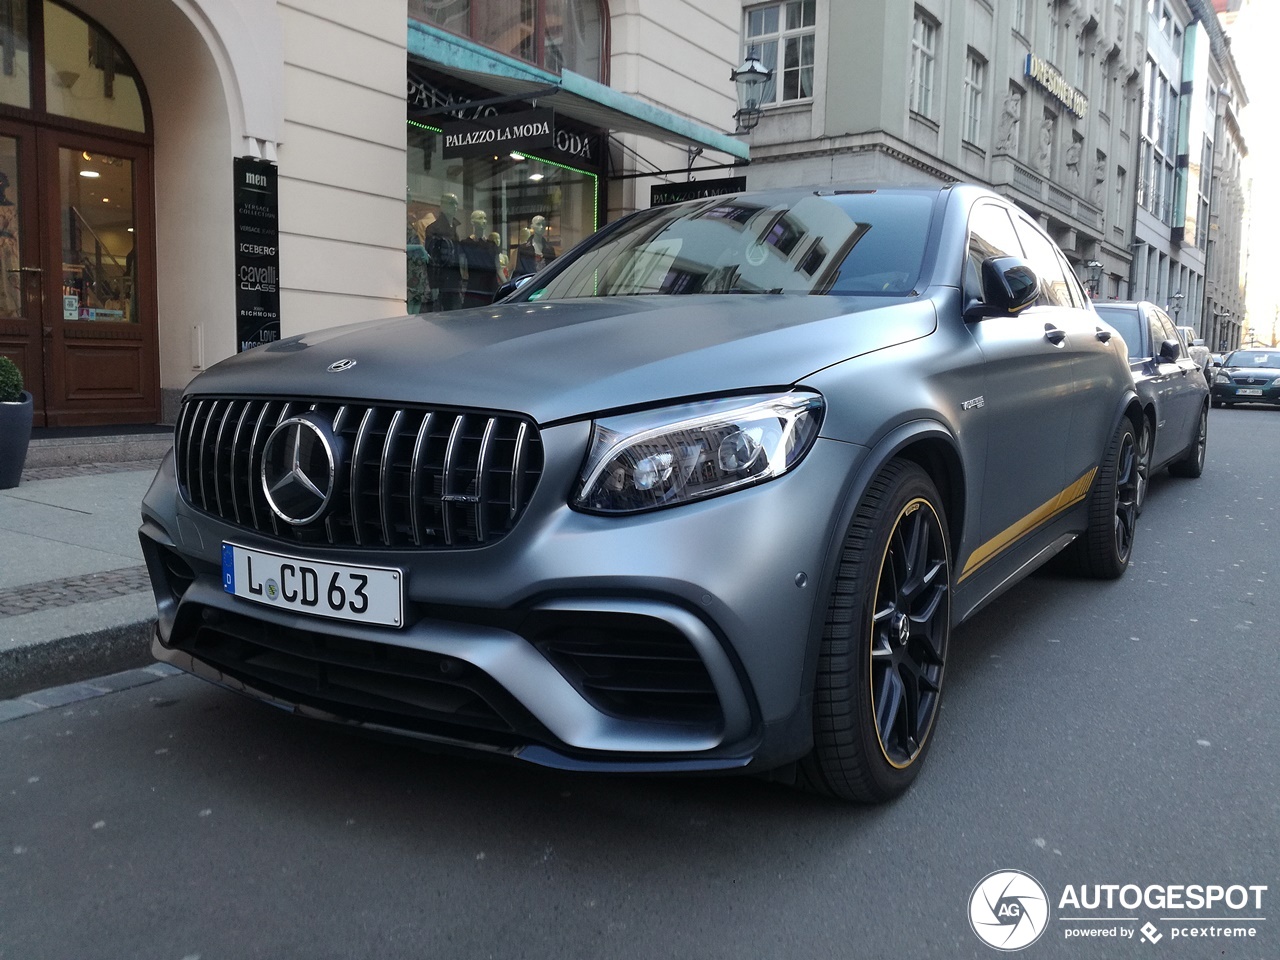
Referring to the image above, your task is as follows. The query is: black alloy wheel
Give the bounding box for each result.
[1134,418,1152,515]
[1069,418,1138,579]
[1169,405,1208,479]
[800,459,951,803]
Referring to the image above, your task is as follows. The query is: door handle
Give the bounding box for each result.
[1095,326,1113,342]
[1044,326,1067,345]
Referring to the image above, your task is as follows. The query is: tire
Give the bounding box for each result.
[1211,398,1222,409]
[1169,404,1208,479]
[798,459,951,803]
[1134,417,1152,516]
[1067,417,1138,580]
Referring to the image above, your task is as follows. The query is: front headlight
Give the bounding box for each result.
[1215,373,1232,385]
[574,392,824,514]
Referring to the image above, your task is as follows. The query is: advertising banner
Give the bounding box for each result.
[650,177,748,206]
[234,157,280,352]
[441,109,556,159]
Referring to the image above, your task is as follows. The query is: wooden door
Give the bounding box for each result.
[0,120,47,425]
[36,128,157,426]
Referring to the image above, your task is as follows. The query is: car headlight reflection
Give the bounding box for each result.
[1215,373,1232,384]
[575,392,824,514]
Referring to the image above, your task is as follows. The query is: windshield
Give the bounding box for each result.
[521,191,938,300]
[1226,351,1277,367]
[1092,306,1143,360]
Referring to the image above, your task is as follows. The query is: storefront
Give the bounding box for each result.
[0,0,157,427]
[406,64,604,313]
[0,2,748,426]
[404,14,749,314]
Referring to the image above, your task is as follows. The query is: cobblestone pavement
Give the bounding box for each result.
[21,458,163,482]
[0,565,152,618]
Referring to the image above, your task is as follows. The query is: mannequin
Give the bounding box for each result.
[514,214,557,276]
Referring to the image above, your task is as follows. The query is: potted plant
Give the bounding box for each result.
[0,354,33,489]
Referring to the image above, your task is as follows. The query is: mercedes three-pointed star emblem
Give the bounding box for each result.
[260,417,337,525]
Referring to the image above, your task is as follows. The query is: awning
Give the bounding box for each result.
[407,20,749,162]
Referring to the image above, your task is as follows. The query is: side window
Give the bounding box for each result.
[965,202,1022,302]
[1012,217,1071,307]
[1152,310,1183,357]
[1147,314,1167,356]
[1055,251,1090,308]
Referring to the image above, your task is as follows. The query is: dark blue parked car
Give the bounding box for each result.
[1093,301,1209,512]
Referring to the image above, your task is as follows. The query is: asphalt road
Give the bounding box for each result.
[1,407,1276,960]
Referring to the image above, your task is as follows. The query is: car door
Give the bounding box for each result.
[959,201,1074,575]
[1150,306,1201,457]
[1009,214,1119,497]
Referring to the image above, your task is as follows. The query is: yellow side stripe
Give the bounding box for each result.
[957,467,1098,583]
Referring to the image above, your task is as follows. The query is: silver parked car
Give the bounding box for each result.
[140,184,1141,803]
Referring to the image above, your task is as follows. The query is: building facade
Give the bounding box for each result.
[738,0,1148,300]
[1129,0,1247,351]
[0,0,748,428]
[735,0,1248,335]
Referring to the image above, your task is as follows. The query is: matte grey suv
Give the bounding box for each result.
[141,184,1141,803]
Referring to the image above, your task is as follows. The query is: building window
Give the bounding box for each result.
[409,0,605,81]
[910,9,937,118]
[1013,0,1026,35]
[744,1,816,105]
[1138,60,1178,226]
[963,51,985,144]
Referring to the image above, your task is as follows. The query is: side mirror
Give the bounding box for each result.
[493,274,534,303]
[1159,339,1181,362]
[965,257,1039,320]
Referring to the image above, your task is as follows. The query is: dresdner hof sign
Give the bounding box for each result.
[1024,54,1088,119]
[651,177,747,206]
[441,109,555,159]
[233,157,280,352]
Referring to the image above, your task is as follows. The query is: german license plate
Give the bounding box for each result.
[1237,388,1263,396]
[222,543,403,627]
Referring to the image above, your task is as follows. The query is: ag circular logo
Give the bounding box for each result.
[969,869,1049,951]
[260,416,338,525]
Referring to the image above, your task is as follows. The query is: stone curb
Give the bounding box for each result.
[0,619,156,700]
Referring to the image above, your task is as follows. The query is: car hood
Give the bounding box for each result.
[1223,364,1280,377]
[188,295,935,423]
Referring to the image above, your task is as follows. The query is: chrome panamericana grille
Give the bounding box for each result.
[175,397,543,549]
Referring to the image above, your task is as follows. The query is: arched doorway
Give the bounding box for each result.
[0,0,156,426]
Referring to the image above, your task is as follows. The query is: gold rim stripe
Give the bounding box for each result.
[957,467,1098,583]
[871,496,950,770]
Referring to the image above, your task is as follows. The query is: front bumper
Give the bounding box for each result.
[1212,380,1280,405]
[140,424,866,773]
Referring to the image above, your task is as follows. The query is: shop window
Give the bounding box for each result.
[0,0,145,129]
[406,121,598,313]
[0,0,32,109]
[409,0,604,82]
[43,1,145,132]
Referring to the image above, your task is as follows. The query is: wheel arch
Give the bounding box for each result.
[799,420,966,705]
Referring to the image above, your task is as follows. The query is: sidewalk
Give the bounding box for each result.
[0,430,170,699]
